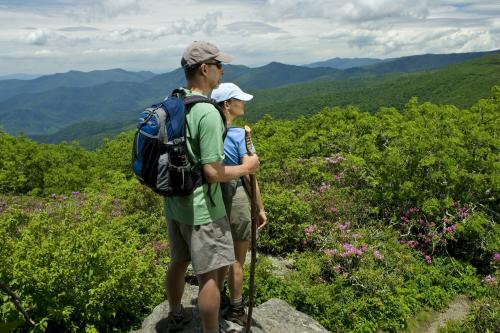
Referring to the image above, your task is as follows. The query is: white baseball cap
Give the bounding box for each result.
[211,83,253,103]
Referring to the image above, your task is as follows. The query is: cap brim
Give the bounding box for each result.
[234,92,253,102]
[214,52,234,63]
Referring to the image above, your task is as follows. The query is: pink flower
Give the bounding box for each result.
[373,250,384,260]
[318,182,330,193]
[324,154,345,165]
[304,225,316,237]
[361,244,369,252]
[153,241,168,254]
[482,275,497,286]
[341,243,363,257]
[334,265,341,273]
[445,225,457,234]
[324,248,337,257]
[331,207,337,213]
[425,255,432,264]
[338,221,350,232]
[493,253,500,262]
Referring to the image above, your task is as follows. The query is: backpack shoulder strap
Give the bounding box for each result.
[183,95,228,138]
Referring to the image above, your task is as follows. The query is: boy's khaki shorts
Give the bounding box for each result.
[167,216,235,275]
[229,186,252,241]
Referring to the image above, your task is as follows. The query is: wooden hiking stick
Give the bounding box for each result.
[244,125,257,333]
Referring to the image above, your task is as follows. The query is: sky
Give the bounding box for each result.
[0,0,499,75]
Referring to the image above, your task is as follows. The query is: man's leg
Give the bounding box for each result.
[191,217,235,332]
[198,267,226,332]
[166,260,189,310]
[228,240,250,301]
[165,219,192,330]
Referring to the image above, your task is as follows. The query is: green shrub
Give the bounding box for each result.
[258,185,312,254]
[0,193,165,332]
[448,213,500,273]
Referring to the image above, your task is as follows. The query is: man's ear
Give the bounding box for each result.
[224,100,230,110]
[199,63,208,77]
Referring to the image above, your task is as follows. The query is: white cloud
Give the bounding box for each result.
[170,12,222,35]
[24,28,51,45]
[106,28,169,43]
[70,0,142,21]
[22,28,91,46]
[224,21,284,36]
[259,0,431,22]
[0,0,499,74]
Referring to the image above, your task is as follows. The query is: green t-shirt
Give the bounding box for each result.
[164,89,226,225]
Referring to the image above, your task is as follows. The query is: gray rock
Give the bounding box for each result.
[131,284,329,333]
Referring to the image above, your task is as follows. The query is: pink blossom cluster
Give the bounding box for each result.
[318,182,331,193]
[482,275,497,286]
[373,250,384,260]
[323,248,337,256]
[400,240,419,249]
[493,253,500,262]
[340,243,366,257]
[407,207,420,214]
[338,221,350,232]
[445,224,457,233]
[324,154,345,165]
[153,240,169,254]
[334,173,344,181]
[304,225,316,237]
[424,255,432,264]
[457,207,470,219]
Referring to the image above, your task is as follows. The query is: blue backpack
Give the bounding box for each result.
[132,88,225,197]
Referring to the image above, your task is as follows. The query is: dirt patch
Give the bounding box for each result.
[420,295,471,333]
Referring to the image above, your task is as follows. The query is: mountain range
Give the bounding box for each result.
[0,49,499,148]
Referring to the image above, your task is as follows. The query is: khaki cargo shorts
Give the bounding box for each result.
[229,186,252,241]
[167,216,235,275]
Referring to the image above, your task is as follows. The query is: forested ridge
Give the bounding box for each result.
[24,53,500,150]
[0,87,499,332]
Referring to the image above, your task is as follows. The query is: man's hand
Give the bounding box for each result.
[257,210,267,230]
[243,154,260,174]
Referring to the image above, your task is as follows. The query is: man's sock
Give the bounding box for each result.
[203,327,219,333]
[170,303,182,315]
[230,297,242,307]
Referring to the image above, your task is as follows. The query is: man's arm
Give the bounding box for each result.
[202,154,259,183]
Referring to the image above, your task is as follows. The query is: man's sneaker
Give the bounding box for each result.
[222,303,247,327]
[165,305,192,332]
[219,323,238,333]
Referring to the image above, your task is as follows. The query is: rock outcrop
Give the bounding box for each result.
[132,283,329,333]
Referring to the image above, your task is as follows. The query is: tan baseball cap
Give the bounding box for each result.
[181,41,234,67]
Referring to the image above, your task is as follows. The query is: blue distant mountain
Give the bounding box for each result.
[0,73,42,80]
[0,68,155,102]
[305,57,382,69]
[0,49,498,144]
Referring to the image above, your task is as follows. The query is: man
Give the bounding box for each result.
[165,41,260,333]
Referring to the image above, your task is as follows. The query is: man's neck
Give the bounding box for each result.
[187,82,211,96]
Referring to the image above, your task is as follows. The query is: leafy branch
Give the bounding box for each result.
[0,280,36,326]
